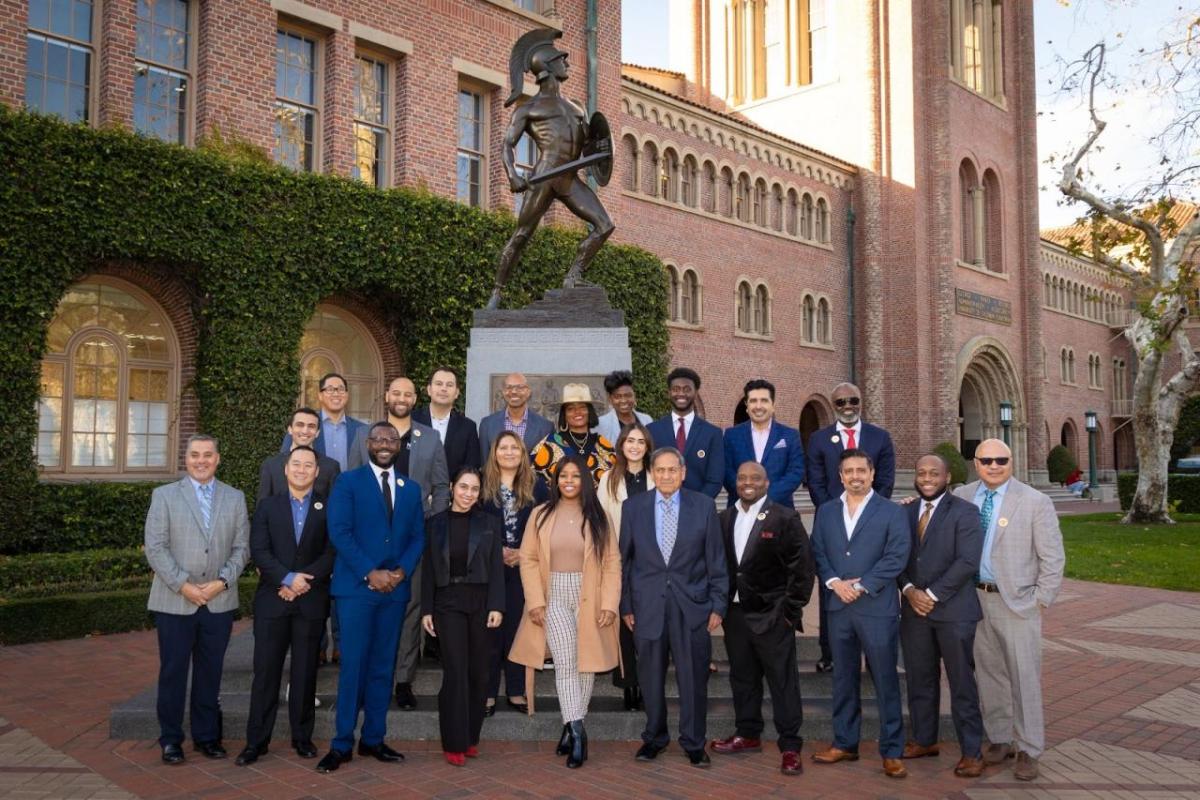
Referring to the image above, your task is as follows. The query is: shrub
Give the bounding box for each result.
[0,548,151,598]
[932,442,969,486]
[1046,445,1079,484]
[1117,473,1200,513]
[5,483,162,555]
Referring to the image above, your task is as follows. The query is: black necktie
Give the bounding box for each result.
[381,470,393,521]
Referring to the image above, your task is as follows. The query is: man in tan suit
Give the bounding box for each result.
[954,439,1064,781]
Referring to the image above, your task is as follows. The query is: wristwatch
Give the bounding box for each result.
[220,577,229,591]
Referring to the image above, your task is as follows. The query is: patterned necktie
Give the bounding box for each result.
[381,470,393,521]
[843,428,856,448]
[198,483,212,530]
[675,417,687,452]
[659,497,677,564]
[980,489,996,536]
[918,501,933,542]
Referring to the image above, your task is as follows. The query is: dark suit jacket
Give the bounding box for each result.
[722,420,806,508]
[805,422,896,507]
[619,488,728,639]
[478,409,554,463]
[256,452,340,504]
[280,414,367,459]
[249,492,335,620]
[413,407,481,480]
[348,420,449,517]
[646,414,725,497]
[419,508,506,616]
[719,499,814,633]
[811,492,910,618]
[327,465,426,604]
[897,493,983,623]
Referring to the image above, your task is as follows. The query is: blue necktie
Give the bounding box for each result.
[980,489,996,535]
[659,498,677,564]
[199,483,213,530]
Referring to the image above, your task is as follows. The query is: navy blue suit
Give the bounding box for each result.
[327,464,425,752]
[646,414,725,498]
[810,493,910,758]
[897,493,984,756]
[722,420,805,508]
[619,488,728,751]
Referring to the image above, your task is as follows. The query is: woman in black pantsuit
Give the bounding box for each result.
[420,467,505,766]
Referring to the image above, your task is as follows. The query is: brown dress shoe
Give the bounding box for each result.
[882,758,908,778]
[812,747,859,764]
[1014,751,1039,781]
[901,741,940,759]
[780,751,803,775]
[711,735,762,754]
[983,742,1014,764]
[955,756,985,777]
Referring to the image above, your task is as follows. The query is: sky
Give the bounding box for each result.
[620,0,1191,231]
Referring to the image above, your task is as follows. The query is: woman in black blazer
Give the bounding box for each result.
[479,430,547,714]
[420,467,505,766]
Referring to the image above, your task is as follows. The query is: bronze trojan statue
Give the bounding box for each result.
[487,28,615,310]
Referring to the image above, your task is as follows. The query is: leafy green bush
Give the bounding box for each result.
[1047,445,1079,484]
[0,109,669,551]
[0,547,151,598]
[933,442,969,486]
[4,483,162,555]
[1118,473,1200,513]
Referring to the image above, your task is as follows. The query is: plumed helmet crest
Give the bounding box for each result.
[505,27,567,107]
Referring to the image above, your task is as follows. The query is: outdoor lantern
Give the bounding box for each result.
[1085,410,1098,432]
[999,401,1013,426]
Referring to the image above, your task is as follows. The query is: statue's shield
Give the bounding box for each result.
[584,111,613,187]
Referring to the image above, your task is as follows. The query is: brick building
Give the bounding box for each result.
[2,0,1149,484]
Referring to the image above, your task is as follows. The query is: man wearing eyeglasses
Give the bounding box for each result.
[478,372,554,461]
[282,372,367,473]
[805,383,896,673]
[953,439,1063,782]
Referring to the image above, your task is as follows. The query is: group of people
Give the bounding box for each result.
[143,364,1064,783]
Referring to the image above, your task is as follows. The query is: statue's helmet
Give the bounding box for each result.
[506,28,568,107]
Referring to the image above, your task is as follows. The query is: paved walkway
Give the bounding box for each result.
[2,578,1199,799]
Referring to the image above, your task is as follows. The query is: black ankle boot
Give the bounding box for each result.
[566,720,587,768]
[622,686,634,710]
[555,723,573,756]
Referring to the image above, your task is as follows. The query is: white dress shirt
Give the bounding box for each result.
[901,492,946,601]
[839,419,863,449]
[672,410,696,442]
[368,459,403,495]
[428,411,451,444]
[751,423,771,462]
[826,490,874,591]
[732,496,768,602]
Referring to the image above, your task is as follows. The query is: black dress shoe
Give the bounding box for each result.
[292,740,318,759]
[161,744,184,765]
[686,748,712,768]
[506,697,529,714]
[815,658,834,673]
[316,749,351,773]
[635,742,665,761]
[194,741,227,759]
[235,744,267,766]
[394,682,417,710]
[483,702,496,717]
[358,742,405,763]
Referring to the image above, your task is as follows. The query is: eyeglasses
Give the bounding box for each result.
[367,436,401,445]
[320,386,347,395]
[833,397,861,408]
[976,457,1010,466]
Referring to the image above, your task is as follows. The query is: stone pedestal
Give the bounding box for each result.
[465,286,632,423]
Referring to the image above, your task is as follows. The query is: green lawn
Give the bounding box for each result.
[1060,512,1200,592]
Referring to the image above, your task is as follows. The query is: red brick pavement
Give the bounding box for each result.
[2,577,1199,799]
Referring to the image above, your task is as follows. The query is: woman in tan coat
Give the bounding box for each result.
[509,454,621,769]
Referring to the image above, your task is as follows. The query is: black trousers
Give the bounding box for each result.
[435,583,490,753]
[817,585,832,662]
[154,607,234,747]
[487,564,524,700]
[635,595,711,752]
[900,614,983,758]
[611,621,639,689]
[244,609,325,747]
[722,603,804,752]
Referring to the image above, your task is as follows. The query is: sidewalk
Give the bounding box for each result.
[2,578,1198,799]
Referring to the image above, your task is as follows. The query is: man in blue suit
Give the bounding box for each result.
[281,372,367,472]
[620,447,728,768]
[316,422,425,773]
[646,367,724,498]
[806,382,896,672]
[898,453,984,778]
[810,448,910,779]
[722,379,805,508]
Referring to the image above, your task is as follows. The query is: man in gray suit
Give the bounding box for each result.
[144,434,250,765]
[477,371,554,462]
[349,375,449,709]
[954,439,1064,782]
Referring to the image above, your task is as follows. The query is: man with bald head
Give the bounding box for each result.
[478,371,554,461]
[712,462,813,775]
[954,439,1064,782]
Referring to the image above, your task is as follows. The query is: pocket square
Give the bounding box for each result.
[760,531,776,539]
[772,440,787,449]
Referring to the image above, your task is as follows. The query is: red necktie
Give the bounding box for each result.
[676,418,687,451]
[843,428,856,449]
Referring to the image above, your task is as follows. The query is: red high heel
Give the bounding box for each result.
[444,751,466,766]
[465,746,479,758]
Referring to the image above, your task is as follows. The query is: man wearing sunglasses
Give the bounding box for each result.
[805,383,896,672]
[953,439,1064,782]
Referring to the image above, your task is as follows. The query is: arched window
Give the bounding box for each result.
[802,294,816,343]
[959,159,980,264]
[753,284,770,334]
[736,281,752,332]
[299,304,385,422]
[753,178,768,226]
[681,269,700,324]
[800,193,814,239]
[719,166,734,217]
[1060,348,1069,383]
[666,264,680,321]
[770,184,784,231]
[736,173,752,222]
[661,148,680,202]
[1043,273,1052,306]
[621,134,638,192]
[816,197,830,243]
[817,297,831,343]
[680,155,698,207]
[641,141,659,196]
[701,160,716,212]
[39,278,178,475]
[785,188,799,235]
[1067,349,1076,384]
[982,168,1001,272]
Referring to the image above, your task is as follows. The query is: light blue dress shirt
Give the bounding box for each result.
[322,412,349,471]
[282,491,312,588]
[653,489,681,552]
[973,479,1010,583]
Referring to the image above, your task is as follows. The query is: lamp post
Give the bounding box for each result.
[999,401,1013,447]
[1085,410,1099,489]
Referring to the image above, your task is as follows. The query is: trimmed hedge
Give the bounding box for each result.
[1047,445,1078,485]
[0,547,150,598]
[7,482,162,555]
[1117,472,1200,513]
[0,578,256,645]
[933,442,969,486]
[0,109,670,552]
